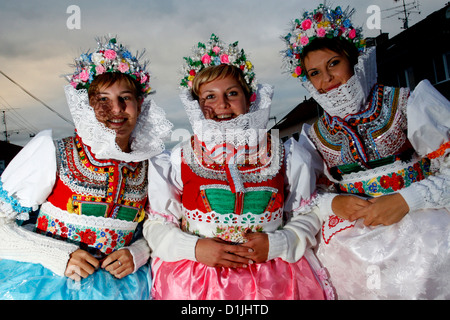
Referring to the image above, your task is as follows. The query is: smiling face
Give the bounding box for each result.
[303,48,355,94]
[198,75,250,121]
[90,78,142,152]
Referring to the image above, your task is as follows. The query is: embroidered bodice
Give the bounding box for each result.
[35,134,148,256]
[309,84,411,170]
[180,134,285,244]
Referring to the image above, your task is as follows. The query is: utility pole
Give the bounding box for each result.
[2,110,8,142]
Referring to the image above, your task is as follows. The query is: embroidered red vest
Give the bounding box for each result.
[35,134,148,256]
[179,135,285,243]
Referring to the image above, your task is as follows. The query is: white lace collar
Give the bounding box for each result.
[180,83,274,149]
[64,85,172,162]
[302,47,377,117]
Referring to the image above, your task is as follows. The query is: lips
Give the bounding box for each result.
[214,114,235,121]
[107,118,127,127]
[325,83,341,92]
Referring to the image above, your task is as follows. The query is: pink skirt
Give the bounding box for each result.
[151,255,333,300]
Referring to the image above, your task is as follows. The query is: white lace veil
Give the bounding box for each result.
[64,85,172,162]
[180,83,274,150]
[302,46,378,117]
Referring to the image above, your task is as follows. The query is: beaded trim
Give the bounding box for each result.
[182,135,284,184]
[55,135,148,219]
[0,180,32,221]
[311,85,410,168]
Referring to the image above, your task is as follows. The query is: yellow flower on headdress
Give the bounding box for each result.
[246,61,253,70]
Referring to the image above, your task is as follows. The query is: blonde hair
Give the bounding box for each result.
[191,64,251,102]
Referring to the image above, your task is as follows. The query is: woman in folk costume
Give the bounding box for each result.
[0,36,172,299]
[143,34,334,300]
[281,4,450,299]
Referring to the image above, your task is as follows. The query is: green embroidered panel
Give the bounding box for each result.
[80,203,108,217]
[116,206,139,222]
[204,189,272,215]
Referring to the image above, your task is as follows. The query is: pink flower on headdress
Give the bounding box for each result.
[104,49,117,60]
[212,46,221,54]
[295,66,303,76]
[201,54,212,64]
[317,27,327,38]
[95,65,106,75]
[300,36,310,46]
[220,54,230,64]
[348,29,357,39]
[70,81,77,89]
[250,93,257,102]
[301,19,312,30]
[118,62,129,73]
[79,69,90,82]
[140,74,148,84]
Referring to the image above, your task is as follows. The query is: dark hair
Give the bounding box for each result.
[88,72,143,105]
[191,64,251,102]
[300,37,359,76]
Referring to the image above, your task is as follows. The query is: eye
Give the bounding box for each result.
[329,59,340,67]
[227,91,239,97]
[309,70,319,77]
[206,94,215,100]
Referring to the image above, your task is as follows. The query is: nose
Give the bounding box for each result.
[111,97,127,113]
[218,94,230,109]
[323,70,333,83]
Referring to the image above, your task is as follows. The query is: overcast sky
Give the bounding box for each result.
[0,0,447,146]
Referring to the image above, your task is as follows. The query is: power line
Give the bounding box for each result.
[0,70,74,126]
[0,96,40,134]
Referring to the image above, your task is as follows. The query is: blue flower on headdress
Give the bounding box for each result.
[122,50,133,60]
[343,19,351,28]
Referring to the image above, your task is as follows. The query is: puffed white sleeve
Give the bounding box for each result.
[398,80,450,211]
[0,130,79,276]
[266,136,323,262]
[143,147,199,262]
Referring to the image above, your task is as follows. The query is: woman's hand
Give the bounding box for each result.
[332,195,371,220]
[101,249,135,279]
[65,249,100,281]
[195,238,254,268]
[241,232,269,263]
[351,193,410,226]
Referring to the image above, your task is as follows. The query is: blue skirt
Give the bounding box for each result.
[0,259,152,300]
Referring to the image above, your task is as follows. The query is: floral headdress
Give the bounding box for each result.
[281,3,365,81]
[180,33,257,97]
[69,36,151,95]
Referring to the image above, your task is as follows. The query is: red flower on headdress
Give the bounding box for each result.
[314,12,323,22]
